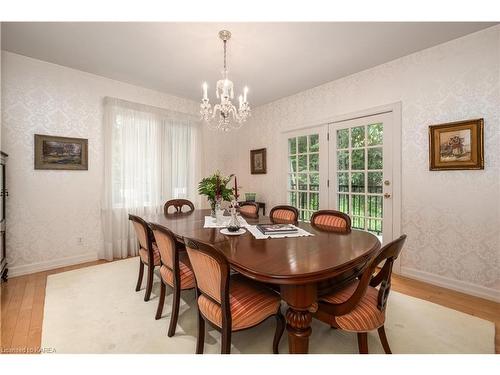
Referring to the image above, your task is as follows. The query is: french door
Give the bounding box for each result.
[328,113,393,243]
[285,112,396,245]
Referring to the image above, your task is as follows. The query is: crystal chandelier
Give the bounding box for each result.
[200,30,251,132]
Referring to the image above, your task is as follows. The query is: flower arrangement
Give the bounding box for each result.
[198,170,235,215]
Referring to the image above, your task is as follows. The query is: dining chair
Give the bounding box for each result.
[238,201,259,219]
[150,223,196,337]
[310,211,352,295]
[184,237,285,354]
[313,234,407,354]
[269,205,299,225]
[129,214,161,301]
[310,210,351,233]
[164,199,195,214]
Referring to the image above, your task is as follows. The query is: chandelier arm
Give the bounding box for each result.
[211,103,221,120]
[230,104,240,122]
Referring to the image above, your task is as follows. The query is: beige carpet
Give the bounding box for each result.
[41,257,494,354]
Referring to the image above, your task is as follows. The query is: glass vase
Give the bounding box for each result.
[210,201,216,217]
[211,197,222,218]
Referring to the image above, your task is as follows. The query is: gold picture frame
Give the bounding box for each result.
[429,119,484,171]
[34,134,88,170]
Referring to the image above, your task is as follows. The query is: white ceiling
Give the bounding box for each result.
[2,22,497,106]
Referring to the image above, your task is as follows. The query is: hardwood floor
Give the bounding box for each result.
[1,260,499,354]
[390,274,500,354]
[0,260,107,354]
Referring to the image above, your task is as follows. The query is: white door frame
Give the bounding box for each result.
[281,102,402,273]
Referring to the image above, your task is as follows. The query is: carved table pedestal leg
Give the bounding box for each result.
[280,283,317,354]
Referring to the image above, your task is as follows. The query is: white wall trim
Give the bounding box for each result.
[390,102,403,274]
[401,266,500,303]
[280,102,403,134]
[9,252,99,277]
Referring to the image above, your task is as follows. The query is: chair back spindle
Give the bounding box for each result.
[367,235,407,311]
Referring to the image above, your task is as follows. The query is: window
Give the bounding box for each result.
[287,134,320,221]
[102,97,200,260]
[104,98,200,210]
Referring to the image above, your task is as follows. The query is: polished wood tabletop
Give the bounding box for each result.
[142,209,381,354]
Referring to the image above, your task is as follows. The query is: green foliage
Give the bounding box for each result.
[351,126,365,147]
[198,170,235,205]
[337,129,349,149]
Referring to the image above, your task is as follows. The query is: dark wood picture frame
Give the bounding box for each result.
[429,118,484,171]
[250,148,267,174]
[34,134,88,170]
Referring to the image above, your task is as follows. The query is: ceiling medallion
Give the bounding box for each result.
[200,30,251,132]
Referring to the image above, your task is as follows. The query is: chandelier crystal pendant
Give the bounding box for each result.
[200,30,251,132]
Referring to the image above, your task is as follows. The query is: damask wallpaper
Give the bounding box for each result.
[216,26,500,299]
[2,25,499,300]
[1,51,200,275]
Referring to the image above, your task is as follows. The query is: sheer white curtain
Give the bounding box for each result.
[101,97,201,260]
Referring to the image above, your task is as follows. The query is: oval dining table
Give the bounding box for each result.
[142,209,381,354]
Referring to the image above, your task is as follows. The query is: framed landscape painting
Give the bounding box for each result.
[250,148,267,174]
[429,119,484,171]
[34,134,88,170]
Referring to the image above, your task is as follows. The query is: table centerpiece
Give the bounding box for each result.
[198,170,235,217]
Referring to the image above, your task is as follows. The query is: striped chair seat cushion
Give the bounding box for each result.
[271,209,296,224]
[198,275,281,331]
[159,252,196,290]
[313,214,348,232]
[239,205,258,216]
[139,242,161,266]
[319,280,385,332]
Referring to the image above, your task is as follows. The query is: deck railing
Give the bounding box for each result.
[292,184,383,234]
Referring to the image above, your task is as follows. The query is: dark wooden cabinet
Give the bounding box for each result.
[1,151,8,283]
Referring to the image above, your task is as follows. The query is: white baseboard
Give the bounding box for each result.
[8,252,99,277]
[401,266,500,303]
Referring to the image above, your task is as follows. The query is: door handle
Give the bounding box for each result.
[384,193,391,199]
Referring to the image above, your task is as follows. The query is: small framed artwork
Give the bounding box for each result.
[250,148,267,174]
[429,119,484,171]
[34,134,88,170]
